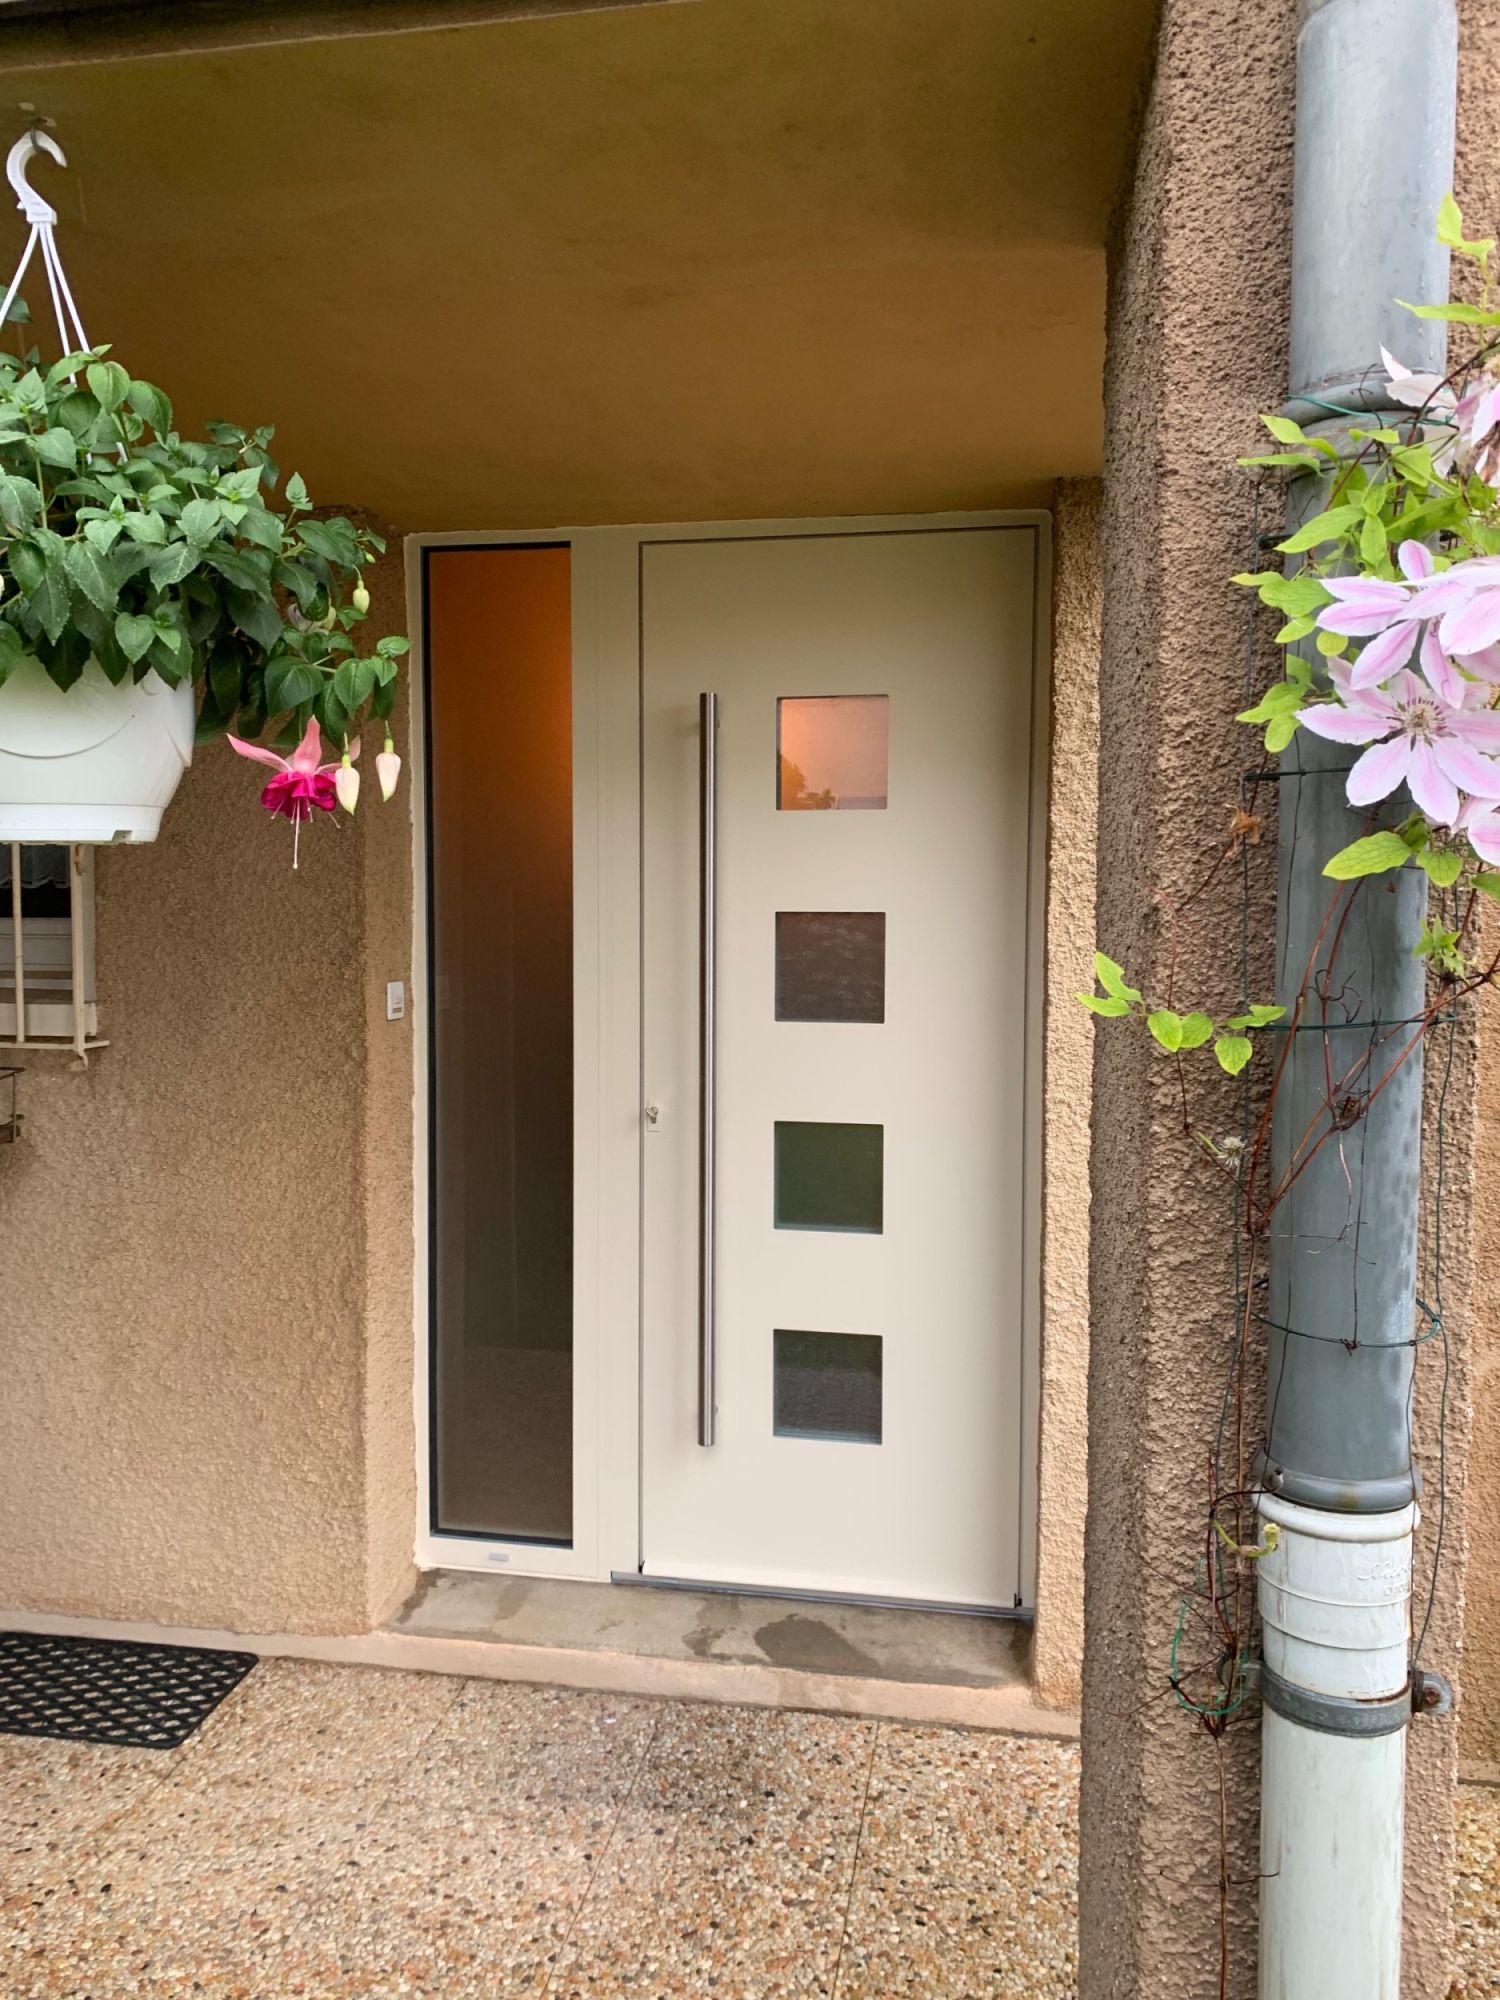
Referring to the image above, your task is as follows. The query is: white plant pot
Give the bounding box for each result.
[0,655,196,843]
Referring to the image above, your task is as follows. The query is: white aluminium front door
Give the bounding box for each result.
[640,523,1038,1608]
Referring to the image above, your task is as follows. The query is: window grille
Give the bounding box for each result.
[0,843,101,1058]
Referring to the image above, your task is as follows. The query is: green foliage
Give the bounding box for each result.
[1076,961,1278,1074]
[1415,846,1463,888]
[1323,830,1415,880]
[1214,1034,1254,1077]
[1437,191,1494,269]
[1415,917,1468,978]
[1224,1003,1286,1030]
[0,328,403,743]
[1093,952,1141,1003]
[1147,1008,1184,1051]
[1237,653,1313,753]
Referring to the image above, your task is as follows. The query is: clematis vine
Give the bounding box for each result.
[1233,196,1500,911]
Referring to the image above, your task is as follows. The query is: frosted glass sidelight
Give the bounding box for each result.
[777,694,888,810]
[426,544,574,1546]
[773,1330,883,1444]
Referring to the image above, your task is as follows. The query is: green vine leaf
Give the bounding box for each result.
[1415,848,1463,888]
[1214,1034,1254,1077]
[1178,1012,1215,1050]
[1238,450,1322,472]
[1258,413,1339,458]
[1147,1009,1183,1051]
[1225,1004,1285,1030]
[1436,191,1495,264]
[1472,872,1500,901]
[1076,993,1132,1018]
[1398,297,1500,325]
[1094,952,1142,1004]
[1231,571,1331,617]
[1323,831,1413,880]
[1277,504,1363,554]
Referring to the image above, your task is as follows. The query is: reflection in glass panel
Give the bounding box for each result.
[0,845,70,920]
[775,1121,883,1233]
[774,1330,883,1444]
[775,912,886,1023]
[778,695,888,810]
[427,544,574,1545]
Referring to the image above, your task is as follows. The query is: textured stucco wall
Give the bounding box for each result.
[1084,6,1293,1996]
[0,523,415,1637]
[1466,972,1500,1773]
[1033,477,1100,1710]
[1454,0,1500,1783]
[1084,7,1487,1996]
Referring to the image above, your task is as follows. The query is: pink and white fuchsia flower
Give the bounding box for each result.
[227,715,349,821]
[227,717,358,867]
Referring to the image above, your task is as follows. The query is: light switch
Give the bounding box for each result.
[386,981,406,1022]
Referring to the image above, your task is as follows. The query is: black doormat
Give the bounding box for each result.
[0,1631,257,1750]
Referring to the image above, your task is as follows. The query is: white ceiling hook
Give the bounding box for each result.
[7,129,64,229]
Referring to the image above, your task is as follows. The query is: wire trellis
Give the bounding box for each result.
[1169,483,1456,1727]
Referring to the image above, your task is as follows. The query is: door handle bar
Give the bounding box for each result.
[698,691,719,1447]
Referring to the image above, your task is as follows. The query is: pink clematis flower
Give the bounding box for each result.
[1456,377,1500,484]
[1315,566,1427,689]
[1381,347,1456,419]
[1296,663,1500,826]
[1410,553,1500,660]
[1313,543,1500,694]
[1456,791,1500,865]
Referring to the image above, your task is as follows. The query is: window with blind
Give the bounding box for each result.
[0,844,98,1048]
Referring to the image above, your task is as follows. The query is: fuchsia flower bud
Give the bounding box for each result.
[376,732,402,803]
[335,751,360,815]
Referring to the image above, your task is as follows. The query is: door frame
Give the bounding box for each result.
[406,512,1049,1604]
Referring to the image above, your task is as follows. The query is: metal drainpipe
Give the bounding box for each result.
[1257,5,1457,1998]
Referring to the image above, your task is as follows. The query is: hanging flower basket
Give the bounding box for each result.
[0,653,193,842]
[0,129,407,855]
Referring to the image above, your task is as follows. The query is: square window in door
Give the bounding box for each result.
[777,695,889,810]
[775,912,886,1023]
[774,1330,883,1444]
[775,1121,883,1233]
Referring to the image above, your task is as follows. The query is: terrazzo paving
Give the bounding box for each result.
[1456,1780,1500,1999]
[0,1657,1492,1998]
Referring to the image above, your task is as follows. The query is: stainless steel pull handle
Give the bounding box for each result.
[698,691,719,1447]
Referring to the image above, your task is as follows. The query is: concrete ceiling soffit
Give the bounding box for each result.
[0,0,689,71]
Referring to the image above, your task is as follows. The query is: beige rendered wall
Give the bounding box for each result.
[1082,11,1293,1991]
[0,524,415,1637]
[1033,477,1100,1710]
[1083,7,1490,1997]
[1466,973,1500,1774]
[1454,0,1500,1784]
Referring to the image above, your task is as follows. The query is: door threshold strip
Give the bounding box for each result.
[610,1571,1032,1623]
